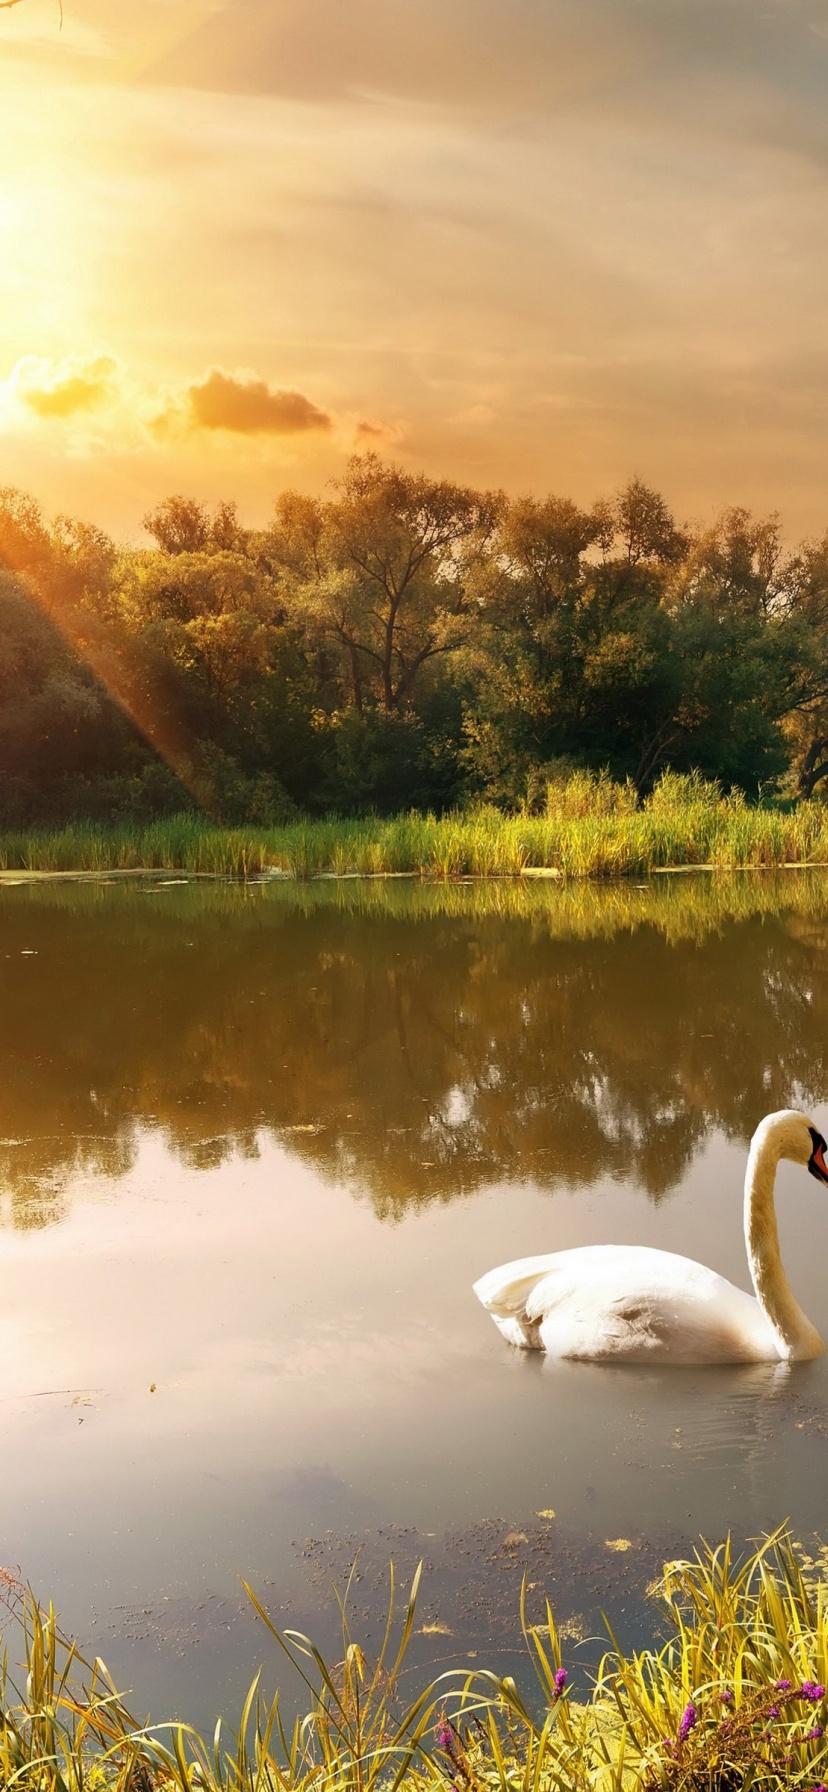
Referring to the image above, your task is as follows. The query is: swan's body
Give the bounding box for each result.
[474,1111,828,1365]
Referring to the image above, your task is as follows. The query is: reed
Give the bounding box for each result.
[1,1532,827,1792]
[2,774,828,879]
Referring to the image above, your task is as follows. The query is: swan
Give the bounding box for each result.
[473,1111,828,1364]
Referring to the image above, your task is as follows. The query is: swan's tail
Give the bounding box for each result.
[473,1254,558,1349]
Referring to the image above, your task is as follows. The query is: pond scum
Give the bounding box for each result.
[2,1532,827,1792]
[3,774,828,880]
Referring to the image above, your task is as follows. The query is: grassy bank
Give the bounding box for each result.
[3,775,828,879]
[2,1533,827,1792]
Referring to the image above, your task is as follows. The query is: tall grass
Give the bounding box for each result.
[3,774,828,879]
[2,1532,827,1791]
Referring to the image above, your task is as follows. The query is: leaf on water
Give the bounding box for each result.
[559,1612,589,1642]
[536,1508,557,1520]
[605,1538,633,1552]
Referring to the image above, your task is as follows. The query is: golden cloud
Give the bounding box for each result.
[187,368,332,434]
[17,355,118,419]
[355,416,400,443]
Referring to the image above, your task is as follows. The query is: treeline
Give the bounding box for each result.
[2,455,828,825]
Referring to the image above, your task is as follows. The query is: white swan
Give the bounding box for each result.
[473,1111,828,1364]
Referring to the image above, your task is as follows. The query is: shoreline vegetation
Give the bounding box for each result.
[6,862,828,958]
[2,1532,827,1792]
[3,774,828,880]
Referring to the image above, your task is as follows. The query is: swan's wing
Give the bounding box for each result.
[474,1245,779,1362]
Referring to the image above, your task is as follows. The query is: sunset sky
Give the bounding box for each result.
[4,0,828,537]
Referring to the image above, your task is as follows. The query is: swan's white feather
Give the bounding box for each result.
[473,1245,780,1363]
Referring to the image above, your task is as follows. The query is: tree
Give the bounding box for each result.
[267,455,501,714]
[0,488,52,581]
[143,496,246,557]
[2,470,827,822]
[778,531,828,796]
[463,484,798,802]
[0,569,140,824]
[464,481,687,799]
[108,540,322,814]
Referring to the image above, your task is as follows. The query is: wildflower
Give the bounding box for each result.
[678,1702,697,1743]
[769,1706,780,1719]
[435,1721,454,1751]
[801,1683,826,1703]
[720,1688,734,1703]
[808,1726,825,1741]
[554,1668,568,1695]
[776,1679,792,1691]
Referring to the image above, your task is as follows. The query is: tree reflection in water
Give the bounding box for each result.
[2,872,828,1228]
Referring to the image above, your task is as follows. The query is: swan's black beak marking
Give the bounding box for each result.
[808,1127,828,1185]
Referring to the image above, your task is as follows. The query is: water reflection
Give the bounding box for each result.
[2,872,828,1225]
[2,873,828,1728]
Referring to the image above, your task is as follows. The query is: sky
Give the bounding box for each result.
[4,0,828,538]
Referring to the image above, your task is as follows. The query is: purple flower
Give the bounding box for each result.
[808,1726,825,1741]
[776,1679,792,1691]
[769,1706,780,1719]
[435,1722,453,1750]
[801,1682,826,1704]
[678,1702,698,1743]
[554,1668,568,1695]
[720,1688,734,1703]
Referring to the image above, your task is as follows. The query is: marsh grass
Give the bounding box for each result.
[2,1532,828,1792]
[2,774,828,880]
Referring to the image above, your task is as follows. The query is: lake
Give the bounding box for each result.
[1,871,828,1729]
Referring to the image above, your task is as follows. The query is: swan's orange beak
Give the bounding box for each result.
[808,1128,828,1185]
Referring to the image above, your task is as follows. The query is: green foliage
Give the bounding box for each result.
[1,1535,827,1792]
[4,469,828,823]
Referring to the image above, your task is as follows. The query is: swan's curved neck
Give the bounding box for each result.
[744,1126,823,1362]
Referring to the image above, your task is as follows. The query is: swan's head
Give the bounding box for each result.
[756,1109,828,1182]
[808,1126,828,1185]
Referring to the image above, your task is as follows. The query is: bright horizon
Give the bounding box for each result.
[4,0,828,540]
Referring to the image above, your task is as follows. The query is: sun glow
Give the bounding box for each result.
[4,0,828,534]
[0,85,94,352]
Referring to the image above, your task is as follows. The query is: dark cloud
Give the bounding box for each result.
[140,0,641,107]
[141,0,828,132]
[188,369,332,434]
[355,417,398,443]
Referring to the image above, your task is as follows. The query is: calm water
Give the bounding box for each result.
[2,872,828,1725]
